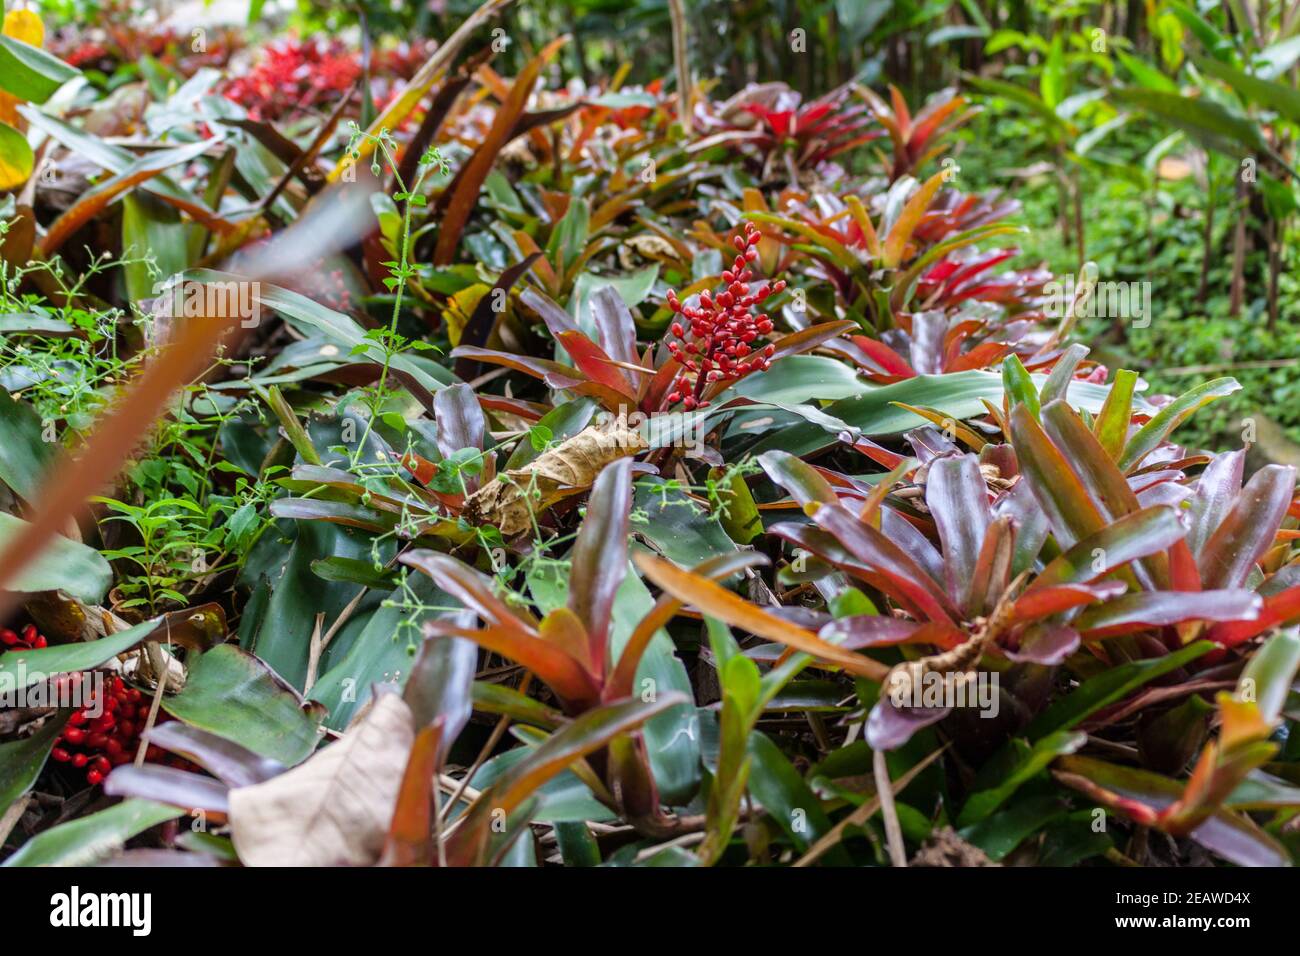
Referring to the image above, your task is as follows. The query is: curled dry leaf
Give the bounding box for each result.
[228,692,414,867]
[463,416,647,536]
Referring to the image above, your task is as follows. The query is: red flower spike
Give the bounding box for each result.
[660,222,787,408]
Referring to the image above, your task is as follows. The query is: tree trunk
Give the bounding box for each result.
[1268,215,1281,331]
[1198,195,1215,300]
[1229,177,1249,317]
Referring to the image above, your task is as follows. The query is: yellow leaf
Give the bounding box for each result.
[0,7,44,129]
[443,282,487,347]
[3,8,45,46]
[0,119,34,191]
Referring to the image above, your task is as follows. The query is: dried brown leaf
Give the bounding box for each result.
[462,417,646,536]
[228,692,414,867]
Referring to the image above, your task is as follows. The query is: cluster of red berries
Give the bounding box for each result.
[50,675,147,787]
[665,223,784,410]
[1,624,48,650]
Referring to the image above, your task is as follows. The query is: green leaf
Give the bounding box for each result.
[963,795,1069,861]
[750,370,1130,457]
[554,821,602,866]
[1111,87,1266,158]
[1239,628,1300,724]
[747,731,851,863]
[163,644,326,765]
[1093,368,1137,460]
[1194,54,1300,124]
[0,388,53,503]
[121,193,187,303]
[1118,377,1240,472]
[1116,51,1179,93]
[528,558,702,803]
[0,509,114,604]
[547,196,590,275]
[0,119,34,191]
[448,694,686,864]
[1040,34,1066,109]
[958,731,1085,826]
[965,75,1072,134]
[0,35,80,103]
[3,799,178,867]
[1025,641,1214,740]
[0,711,69,817]
[1001,354,1041,418]
[729,355,867,404]
[1055,755,1290,867]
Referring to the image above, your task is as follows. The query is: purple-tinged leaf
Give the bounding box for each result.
[810,503,957,626]
[880,507,945,585]
[434,384,488,494]
[1197,464,1296,589]
[449,345,586,388]
[866,697,950,751]
[908,311,947,375]
[1187,449,1245,558]
[1054,755,1289,867]
[1137,481,1192,509]
[421,619,599,710]
[403,623,478,740]
[1008,403,1105,549]
[819,616,932,649]
[1012,582,1126,622]
[444,693,688,865]
[926,454,992,609]
[634,552,891,681]
[994,477,1050,576]
[401,550,539,631]
[1077,590,1261,638]
[1042,400,1143,523]
[967,515,1015,617]
[145,723,286,788]
[759,449,840,507]
[1004,624,1080,665]
[1208,583,1300,647]
[104,765,231,815]
[1031,505,1186,590]
[568,458,633,676]
[590,285,639,368]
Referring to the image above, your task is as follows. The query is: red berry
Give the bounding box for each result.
[86,770,104,786]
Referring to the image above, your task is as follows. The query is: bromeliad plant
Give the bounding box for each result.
[693,82,878,185]
[453,220,852,417]
[8,0,1300,873]
[751,172,1043,335]
[396,457,764,841]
